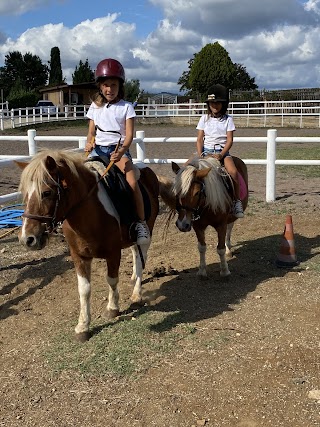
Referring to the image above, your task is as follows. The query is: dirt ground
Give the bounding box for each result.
[1,123,320,427]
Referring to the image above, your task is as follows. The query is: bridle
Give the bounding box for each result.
[176,180,206,221]
[22,172,68,234]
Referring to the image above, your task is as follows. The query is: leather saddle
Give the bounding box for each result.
[85,155,151,226]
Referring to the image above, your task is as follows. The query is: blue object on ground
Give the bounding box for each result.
[0,204,24,228]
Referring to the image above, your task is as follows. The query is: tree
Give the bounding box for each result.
[72,59,94,84]
[233,63,258,91]
[188,43,236,99]
[49,46,64,86]
[178,42,257,100]
[124,79,141,103]
[0,51,48,99]
[177,56,195,97]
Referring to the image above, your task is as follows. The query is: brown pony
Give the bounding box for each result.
[17,149,159,341]
[158,156,248,278]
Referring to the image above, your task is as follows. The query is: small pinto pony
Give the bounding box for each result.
[17,149,159,341]
[158,156,248,278]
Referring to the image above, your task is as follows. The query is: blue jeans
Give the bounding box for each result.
[89,144,132,161]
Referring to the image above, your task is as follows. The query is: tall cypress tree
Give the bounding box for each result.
[49,46,64,86]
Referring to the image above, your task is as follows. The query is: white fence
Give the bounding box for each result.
[1,99,320,129]
[1,129,320,206]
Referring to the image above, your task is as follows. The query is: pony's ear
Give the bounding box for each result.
[45,156,58,173]
[172,162,180,175]
[196,167,211,179]
[14,160,29,170]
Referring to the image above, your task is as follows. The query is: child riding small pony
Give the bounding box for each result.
[194,84,244,218]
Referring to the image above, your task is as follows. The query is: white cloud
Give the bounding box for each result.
[304,0,320,14]
[0,0,319,92]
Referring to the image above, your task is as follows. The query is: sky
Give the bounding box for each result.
[0,0,319,94]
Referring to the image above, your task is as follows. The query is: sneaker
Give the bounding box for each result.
[135,220,151,245]
[233,199,244,218]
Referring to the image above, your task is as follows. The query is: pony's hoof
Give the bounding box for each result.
[197,271,208,280]
[130,295,143,305]
[220,271,231,277]
[106,309,120,319]
[75,331,90,342]
[129,301,144,311]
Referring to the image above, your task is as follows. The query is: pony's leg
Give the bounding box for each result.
[106,254,121,319]
[130,243,149,304]
[73,257,92,342]
[130,245,137,283]
[194,227,207,278]
[106,275,119,318]
[216,225,231,277]
[225,222,234,259]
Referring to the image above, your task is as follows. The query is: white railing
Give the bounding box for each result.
[1,100,320,130]
[1,129,320,206]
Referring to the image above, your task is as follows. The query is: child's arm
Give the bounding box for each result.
[215,130,234,160]
[110,117,134,162]
[196,129,205,156]
[85,119,96,152]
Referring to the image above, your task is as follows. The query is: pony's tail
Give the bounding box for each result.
[157,175,176,211]
[156,174,177,241]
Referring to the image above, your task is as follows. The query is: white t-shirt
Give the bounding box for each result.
[86,100,136,146]
[196,114,236,150]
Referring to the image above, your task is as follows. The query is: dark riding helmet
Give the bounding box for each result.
[205,84,229,103]
[95,58,125,83]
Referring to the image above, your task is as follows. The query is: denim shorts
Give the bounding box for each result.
[202,146,230,159]
[89,144,132,161]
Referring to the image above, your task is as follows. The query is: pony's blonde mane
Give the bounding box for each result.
[19,149,84,203]
[174,157,232,213]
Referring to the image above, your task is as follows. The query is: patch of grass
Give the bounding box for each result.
[0,119,88,135]
[45,310,196,378]
[205,331,231,351]
[244,144,320,178]
[276,145,320,178]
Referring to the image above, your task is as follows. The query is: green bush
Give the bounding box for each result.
[8,91,40,110]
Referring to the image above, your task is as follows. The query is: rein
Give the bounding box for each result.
[176,180,206,221]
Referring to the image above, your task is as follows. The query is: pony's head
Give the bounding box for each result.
[172,157,232,232]
[17,150,84,249]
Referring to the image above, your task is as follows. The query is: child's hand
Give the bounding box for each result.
[110,150,122,162]
[213,153,222,160]
[84,141,95,152]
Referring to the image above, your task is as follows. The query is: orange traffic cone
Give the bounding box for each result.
[276,215,299,268]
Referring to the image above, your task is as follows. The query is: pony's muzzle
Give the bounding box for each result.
[175,218,192,232]
[19,226,48,250]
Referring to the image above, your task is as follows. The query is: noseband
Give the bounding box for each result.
[176,180,205,221]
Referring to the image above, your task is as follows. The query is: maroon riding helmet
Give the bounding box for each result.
[95,58,125,82]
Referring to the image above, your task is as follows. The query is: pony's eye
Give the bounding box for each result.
[42,190,53,198]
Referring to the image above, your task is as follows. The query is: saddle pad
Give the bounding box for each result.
[238,172,248,201]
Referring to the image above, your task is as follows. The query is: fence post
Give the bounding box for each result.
[10,109,15,129]
[78,137,86,150]
[27,129,37,156]
[135,130,145,163]
[266,129,277,202]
